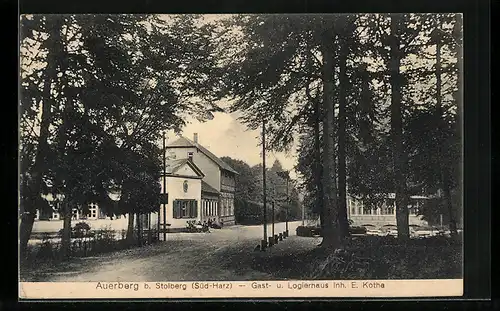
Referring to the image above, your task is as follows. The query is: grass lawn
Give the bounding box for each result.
[235,235,463,280]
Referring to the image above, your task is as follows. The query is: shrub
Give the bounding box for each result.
[73,222,91,238]
[349,226,367,235]
[310,249,376,279]
[296,226,318,237]
[57,222,92,239]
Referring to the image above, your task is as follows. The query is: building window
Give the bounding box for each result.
[98,207,106,219]
[360,202,370,215]
[349,199,356,215]
[72,208,78,220]
[204,201,208,216]
[381,200,395,215]
[173,200,198,219]
[89,204,97,219]
[408,200,418,215]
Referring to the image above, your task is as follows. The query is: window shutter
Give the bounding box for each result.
[173,201,179,219]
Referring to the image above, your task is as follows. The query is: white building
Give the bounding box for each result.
[163,133,238,227]
[30,133,238,233]
[31,193,152,235]
[347,193,430,227]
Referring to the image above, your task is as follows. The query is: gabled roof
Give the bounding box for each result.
[167,158,205,178]
[201,181,220,195]
[167,136,239,175]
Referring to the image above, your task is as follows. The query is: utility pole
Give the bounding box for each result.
[302,200,305,226]
[285,173,289,236]
[162,131,167,242]
[262,119,268,250]
[272,200,275,238]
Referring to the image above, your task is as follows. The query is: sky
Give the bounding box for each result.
[162,14,302,180]
[166,110,300,180]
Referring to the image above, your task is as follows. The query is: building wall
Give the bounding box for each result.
[348,215,428,227]
[220,170,236,224]
[219,191,235,225]
[220,170,236,190]
[159,175,202,229]
[32,216,130,233]
[32,211,158,234]
[168,147,221,192]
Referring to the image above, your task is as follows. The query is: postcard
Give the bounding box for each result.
[19,13,463,299]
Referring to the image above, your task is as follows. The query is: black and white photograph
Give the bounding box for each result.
[19,13,463,298]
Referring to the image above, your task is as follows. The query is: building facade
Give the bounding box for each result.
[30,194,152,235]
[157,157,203,231]
[347,193,429,227]
[165,133,238,226]
[30,133,238,232]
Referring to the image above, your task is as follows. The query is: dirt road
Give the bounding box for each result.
[24,221,318,282]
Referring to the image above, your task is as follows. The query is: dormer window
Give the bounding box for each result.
[187,152,194,161]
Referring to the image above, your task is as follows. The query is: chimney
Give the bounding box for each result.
[193,133,198,143]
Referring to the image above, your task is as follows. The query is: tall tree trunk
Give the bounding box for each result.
[19,18,62,257]
[389,14,410,239]
[434,24,458,236]
[306,49,325,239]
[19,211,36,260]
[55,26,76,258]
[452,14,463,233]
[337,29,350,239]
[126,212,135,244]
[443,176,457,234]
[136,213,142,247]
[314,98,325,235]
[320,29,341,249]
[60,201,72,259]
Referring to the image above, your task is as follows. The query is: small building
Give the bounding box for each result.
[30,194,138,235]
[347,193,430,227]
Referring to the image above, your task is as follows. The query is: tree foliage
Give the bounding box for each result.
[19,14,221,255]
[221,157,301,224]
